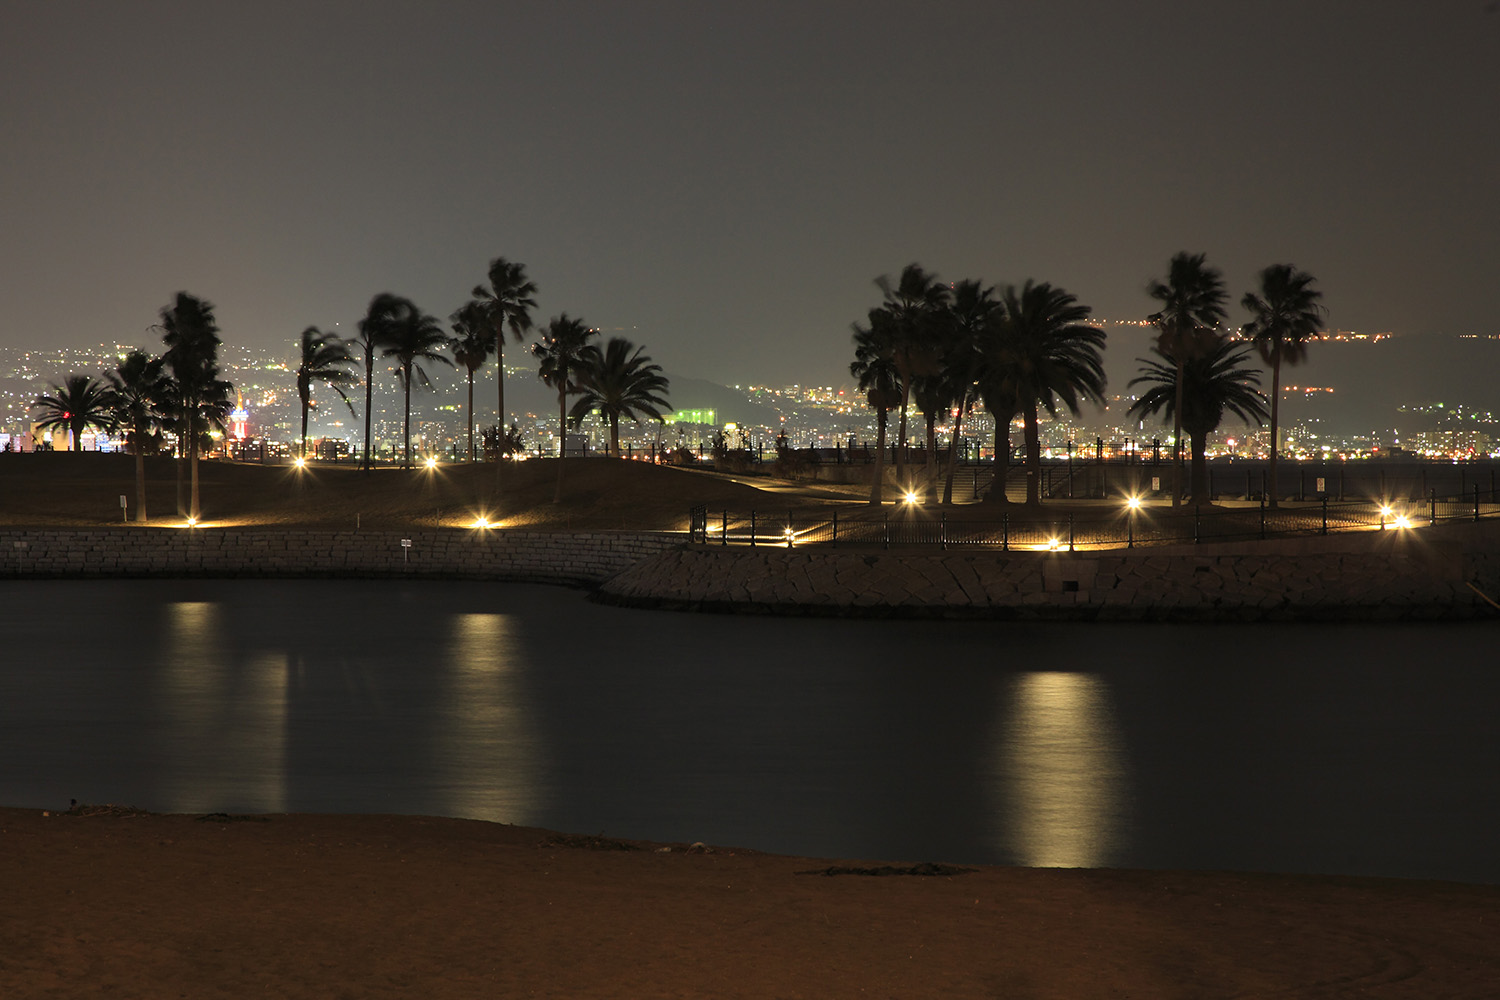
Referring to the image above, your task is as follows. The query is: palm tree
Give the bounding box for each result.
[1147,253,1228,506]
[380,303,453,469]
[106,351,168,522]
[939,280,1001,505]
[532,314,599,503]
[32,375,117,451]
[850,313,901,504]
[471,257,538,485]
[1243,264,1325,507]
[873,264,951,481]
[1128,339,1269,503]
[295,326,358,460]
[353,293,407,470]
[449,301,494,462]
[568,337,672,457]
[159,292,232,520]
[994,281,1107,505]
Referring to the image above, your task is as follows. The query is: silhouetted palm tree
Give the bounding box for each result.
[1147,252,1227,506]
[533,314,599,503]
[449,301,494,462]
[568,337,672,457]
[159,292,233,520]
[295,326,358,460]
[1128,339,1269,503]
[107,351,168,522]
[32,374,117,451]
[380,304,453,469]
[353,293,407,470]
[471,257,538,486]
[874,264,951,481]
[939,280,1002,504]
[850,313,901,504]
[1243,264,1325,507]
[994,281,1107,505]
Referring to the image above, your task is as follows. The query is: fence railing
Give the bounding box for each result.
[688,490,1500,551]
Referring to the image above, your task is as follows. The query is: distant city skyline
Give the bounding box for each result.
[4,2,1498,390]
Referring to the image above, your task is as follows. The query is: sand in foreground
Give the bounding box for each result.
[3,808,1497,998]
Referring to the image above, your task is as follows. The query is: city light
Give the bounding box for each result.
[293,456,306,469]
[902,490,919,505]
[424,456,438,470]
[1125,496,1142,510]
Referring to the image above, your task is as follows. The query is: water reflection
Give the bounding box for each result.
[993,671,1127,868]
[156,601,287,813]
[435,613,539,825]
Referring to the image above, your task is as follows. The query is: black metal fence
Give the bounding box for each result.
[688,491,1500,551]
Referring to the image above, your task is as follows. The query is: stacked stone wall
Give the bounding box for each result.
[0,528,680,586]
[598,522,1500,621]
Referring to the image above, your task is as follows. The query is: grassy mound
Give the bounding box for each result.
[0,452,821,531]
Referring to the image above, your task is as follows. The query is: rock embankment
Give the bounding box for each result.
[597,522,1500,620]
[0,528,679,586]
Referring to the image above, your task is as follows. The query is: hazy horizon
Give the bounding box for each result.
[5,2,1498,391]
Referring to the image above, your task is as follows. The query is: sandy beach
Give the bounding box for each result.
[3,806,1497,998]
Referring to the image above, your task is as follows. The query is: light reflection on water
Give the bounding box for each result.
[4,579,1498,883]
[993,672,1126,868]
[437,613,539,825]
[157,601,288,814]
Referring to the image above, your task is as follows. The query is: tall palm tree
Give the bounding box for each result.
[1242,264,1325,507]
[939,279,1001,505]
[994,281,1107,505]
[568,337,672,457]
[159,292,233,520]
[107,351,168,522]
[873,264,951,481]
[353,293,407,470]
[1128,339,1269,503]
[1147,252,1228,506]
[850,313,901,504]
[533,314,599,503]
[449,301,494,462]
[380,303,453,469]
[471,257,538,485]
[295,326,358,460]
[32,374,117,451]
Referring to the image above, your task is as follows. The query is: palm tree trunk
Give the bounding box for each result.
[553,386,566,503]
[1023,405,1042,506]
[924,410,937,488]
[1190,431,1209,502]
[895,374,910,481]
[134,445,148,523]
[402,365,412,469]
[188,414,200,521]
[941,399,966,506]
[1267,355,1282,508]
[496,334,506,489]
[362,353,374,472]
[1172,360,1185,508]
[467,373,476,462]
[986,411,1013,505]
[869,413,887,504]
[610,416,620,458]
[300,400,310,460]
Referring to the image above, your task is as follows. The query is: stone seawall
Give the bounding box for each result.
[0,528,681,586]
[597,522,1500,621]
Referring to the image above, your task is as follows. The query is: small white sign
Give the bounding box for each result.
[1151,476,1160,491]
[1316,477,1326,493]
[119,495,128,508]
[401,539,412,548]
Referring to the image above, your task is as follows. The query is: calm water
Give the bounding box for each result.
[2,579,1496,883]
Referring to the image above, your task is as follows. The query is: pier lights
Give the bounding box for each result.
[293,456,307,470]
[184,516,198,528]
[1045,536,1061,551]
[471,515,493,529]
[1125,495,1142,511]
[902,489,920,505]
[423,456,438,471]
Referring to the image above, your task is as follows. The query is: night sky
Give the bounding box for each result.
[4,1,1497,388]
